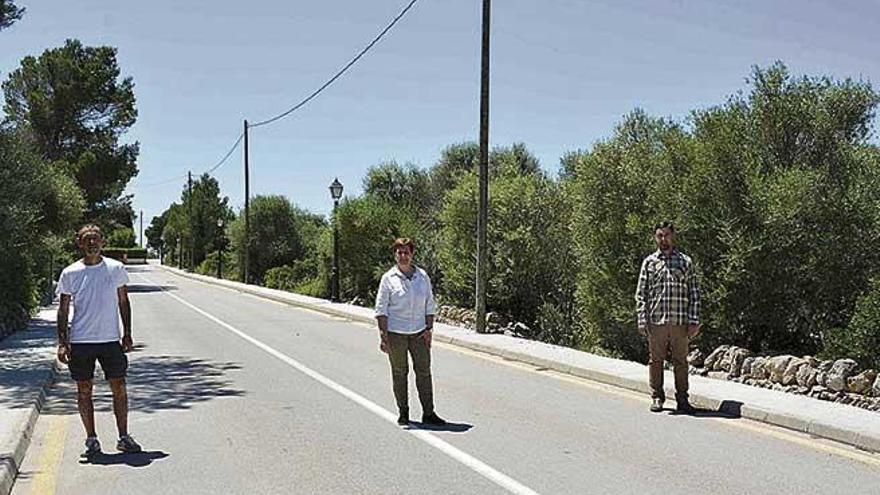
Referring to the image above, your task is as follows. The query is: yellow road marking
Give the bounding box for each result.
[28,415,68,495]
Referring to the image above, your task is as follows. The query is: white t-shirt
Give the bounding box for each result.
[57,257,129,343]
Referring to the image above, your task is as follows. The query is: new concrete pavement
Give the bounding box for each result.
[3,264,880,494]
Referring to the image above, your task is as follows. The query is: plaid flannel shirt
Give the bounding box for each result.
[635,248,700,329]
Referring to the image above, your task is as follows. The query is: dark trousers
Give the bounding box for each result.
[387,330,434,416]
[647,323,689,401]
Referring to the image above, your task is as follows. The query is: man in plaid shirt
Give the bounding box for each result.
[635,221,701,413]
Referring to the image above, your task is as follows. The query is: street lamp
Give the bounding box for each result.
[216,218,225,279]
[329,178,343,302]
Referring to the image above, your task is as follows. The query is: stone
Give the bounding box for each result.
[741,357,755,377]
[687,349,705,368]
[874,374,880,397]
[486,311,508,328]
[703,346,729,371]
[750,357,769,380]
[803,355,820,367]
[827,359,859,392]
[766,355,795,383]
[847,369,878,395]
[512,322,531,336]
[796,364,818,388]
[817,360,834,372]
[782,357,808,386]
[816,371,828,387]
[727,347,752,377]
[708,371,728,380]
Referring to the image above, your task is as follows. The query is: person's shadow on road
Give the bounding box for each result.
[80,450,169,468]
[668,400,743,419]
[407,421,473,433]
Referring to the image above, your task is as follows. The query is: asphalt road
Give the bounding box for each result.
[12,265,880,494]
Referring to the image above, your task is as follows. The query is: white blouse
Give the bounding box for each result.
[374,265,436,334]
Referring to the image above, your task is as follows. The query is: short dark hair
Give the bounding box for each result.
[391,237,415,253]
[76,224,103,241]
[653,221,675,232]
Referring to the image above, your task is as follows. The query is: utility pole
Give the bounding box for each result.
[188,171,194,271]
[244,119,251,284]
[475,0,491,333]
[139,210,144,248]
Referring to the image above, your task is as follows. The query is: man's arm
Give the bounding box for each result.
[57,294,71,363]
[635,258,650,335]
[686,261,701,337]
[118,285,133,352]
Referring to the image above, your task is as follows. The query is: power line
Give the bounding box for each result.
[134,0,420,189]
[131,131,244,189]
[205,131,245,174]
[249,0,420,128]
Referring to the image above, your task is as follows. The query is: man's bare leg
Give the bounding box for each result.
[109,377,129,437]
[75,380,96,437]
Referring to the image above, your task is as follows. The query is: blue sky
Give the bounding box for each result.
[2,0,879,241]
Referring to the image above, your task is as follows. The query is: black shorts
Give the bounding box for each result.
[68,342,128,381]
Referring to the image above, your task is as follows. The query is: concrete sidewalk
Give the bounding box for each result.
[0,307,59,495]
[156,265,880,453]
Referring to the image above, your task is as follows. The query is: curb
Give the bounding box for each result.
[0,357,60,495]
[154,265,880,453]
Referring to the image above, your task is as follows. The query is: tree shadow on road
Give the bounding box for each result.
[80,450,169,468]
[0,318,58,409]
[42,355,246,415]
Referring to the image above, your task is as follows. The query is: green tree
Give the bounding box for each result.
[228,195,307,284]
[105,228,136,248]
[332,196,423,303]
[0,127,83,334]
[145,210,169,255]
[569,63,880,361]
[0,0,24,30]
[161,203,188,266]
[363,161,431,211]
[2,39,138,227]
[181,173,231,268]
[438,170,575,339]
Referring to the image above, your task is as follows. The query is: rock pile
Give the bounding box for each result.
[435,305,532,337]
[689,346,880,413]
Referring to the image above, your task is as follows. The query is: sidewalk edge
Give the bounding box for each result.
[0,354,60,495]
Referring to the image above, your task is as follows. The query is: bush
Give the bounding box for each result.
[106,228,136,248]
[568,64,880,361]
[823,279,880,370]
[438,169,576,334]
[195,250,238,279]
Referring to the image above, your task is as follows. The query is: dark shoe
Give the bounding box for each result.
[676,400,695,413]
[649,398,664,413]
[421,412,447,425]
[397,413,410,425]
[81,437,101,459]
[116,434,142,453]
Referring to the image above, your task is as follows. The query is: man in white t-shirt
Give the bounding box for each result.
[57,224,142,458]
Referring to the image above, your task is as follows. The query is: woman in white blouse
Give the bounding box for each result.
[374,238,446,426]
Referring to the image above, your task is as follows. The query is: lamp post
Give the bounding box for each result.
[216,218,225,279]
[329,178,343,302]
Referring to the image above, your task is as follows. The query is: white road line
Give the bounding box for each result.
[134,273,541,495]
